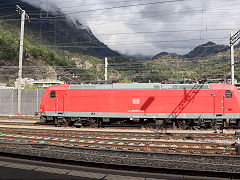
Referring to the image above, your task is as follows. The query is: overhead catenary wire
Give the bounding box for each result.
[34,0,189,17]
[34,28,240,36]
[0,2,237,85]
[1,2,240,25]
[0,0,239,62]
[22,0,240,19]
[0,56,235,70]
[1,0,240,21]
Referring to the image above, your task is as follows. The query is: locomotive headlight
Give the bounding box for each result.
[40,109,44,115]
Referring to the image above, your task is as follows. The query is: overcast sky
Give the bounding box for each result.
[23,0,240,56]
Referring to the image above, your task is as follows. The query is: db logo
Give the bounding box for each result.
[132,98,140,105]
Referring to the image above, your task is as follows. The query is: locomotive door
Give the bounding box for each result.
[223,90,233,114]
[214,92,224,116]
[55,91,65,113]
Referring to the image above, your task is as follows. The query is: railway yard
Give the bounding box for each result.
[2,0,240,179]
[0,116,240,179]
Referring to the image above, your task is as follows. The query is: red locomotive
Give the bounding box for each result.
[40,83,240,129]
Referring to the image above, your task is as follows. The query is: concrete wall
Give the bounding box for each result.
[0,89,45,115]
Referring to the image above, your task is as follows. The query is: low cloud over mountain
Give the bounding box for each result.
[23,0,240,56]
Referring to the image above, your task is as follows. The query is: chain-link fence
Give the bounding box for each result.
[0,89,45,115]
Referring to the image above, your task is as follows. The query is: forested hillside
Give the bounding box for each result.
[0,0,239,84]
[0,0,122,83]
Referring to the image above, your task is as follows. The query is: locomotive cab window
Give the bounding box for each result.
[225,90,232,98]
[50,91,56,98]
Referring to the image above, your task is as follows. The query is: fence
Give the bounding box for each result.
[0,89,45,115]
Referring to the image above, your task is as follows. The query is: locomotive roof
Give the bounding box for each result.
[68,83,211,90]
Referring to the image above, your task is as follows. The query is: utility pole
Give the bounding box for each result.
[230,30,240,85]
[16,5,30,114]
[230,33,235,85]
[105,57,108,81]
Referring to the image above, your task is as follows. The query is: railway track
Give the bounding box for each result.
[1,117,240,178]
[0,122,37,126]
[0,116,239,154]
[0,126,238,155]
[0,116,40,120]
[1,142,240,179]
[0,116,39,126]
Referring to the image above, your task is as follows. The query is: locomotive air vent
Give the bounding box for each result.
[69,85,96,90]
[81,86,96,90]
[68,84,210,90]
[162,84,210,90]
[154,85,160,89]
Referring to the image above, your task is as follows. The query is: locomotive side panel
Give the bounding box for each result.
[61,89,228,119]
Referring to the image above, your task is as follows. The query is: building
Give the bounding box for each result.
[14,78,64,88]
[31,79,64,88]
[14,78,34,88]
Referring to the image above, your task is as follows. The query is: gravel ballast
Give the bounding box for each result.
[0,142,240,175]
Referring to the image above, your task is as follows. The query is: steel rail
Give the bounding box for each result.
[0,127,236,142]
[0,133,235,154]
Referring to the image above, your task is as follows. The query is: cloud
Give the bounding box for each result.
[22,0,239,56]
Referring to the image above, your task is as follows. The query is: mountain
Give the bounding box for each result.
[0,0,120,58]
[153,42,229,60]
[184,41,229,58]
[1,0,239,84]
[144,40,240,83]
[122,54,152,61]
[0,0,126,84]
[152,52,169,60]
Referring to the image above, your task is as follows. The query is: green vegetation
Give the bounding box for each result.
[118,78,133,83]
[0,34,18,60]
[6,82,13,87]
[145,53,235,82]
[113,51,238,83]
[0,21,108,83]
[0,18,238,84]
[24,84,46,89]
[29,46,74,67]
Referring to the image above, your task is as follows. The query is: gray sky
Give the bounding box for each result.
[23,0,240,56]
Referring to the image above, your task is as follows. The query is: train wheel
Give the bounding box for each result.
[98,119,103,128]
[238,121,240,128]
[176,119,190,129]
[61,121,69,127]
[54,117,61,127]
[89,118,98,127]
[155,119,165,129]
